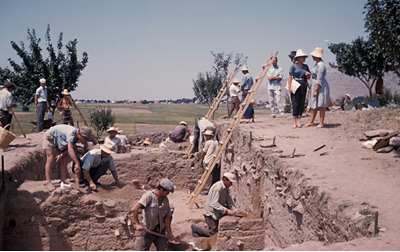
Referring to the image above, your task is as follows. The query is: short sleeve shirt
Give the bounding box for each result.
[105,136,121,153]
[0,89,13,111]
[138,190,172,231]
[289,63,310,80]
[48,124,78,151]
[81,149,117,172]
[229,84,240,97]
[35,86,48,102]
[203,138,218,165]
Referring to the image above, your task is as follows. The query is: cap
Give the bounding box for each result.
[79,126,93,141]
[39,78,46,84]
[223,172,236,183]
[160,178,175,193]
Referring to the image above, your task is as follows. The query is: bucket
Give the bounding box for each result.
[0,125,16,149]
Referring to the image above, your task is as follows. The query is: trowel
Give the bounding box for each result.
[143,229,203,251]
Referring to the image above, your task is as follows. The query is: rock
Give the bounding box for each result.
[293,203,305,215]
[103,199,116,208]
[351,211,364,221]
[377,146,394,153]
[286,196,293,208]
[364,129,391,139]
[132,180,141,189]
[389,136,400,147]
[362,140,377,149]
[371,136,384,141]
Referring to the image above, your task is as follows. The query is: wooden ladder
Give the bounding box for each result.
[187,52,278,208]
[186,72,235,156]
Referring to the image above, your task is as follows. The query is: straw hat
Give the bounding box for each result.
[204,130,214,136]
[116,127,123,133]
[249,99,257,105]
[233,79,240,84]
[143,138,152,145]
[61,89,70,95]
[179,121,188,126]
[241,66,249,71]
[223,172,236,183]
[294,49,308,59]
[106,127,118,133]
[100,141,115,154]
[310,47,324,58]
[345,94,351,99]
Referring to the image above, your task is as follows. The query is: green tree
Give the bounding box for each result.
[364,0,400,83]
[0,25,88,111]
[328,37,386,98]
[192,52,247,106]
[88,106,115,137]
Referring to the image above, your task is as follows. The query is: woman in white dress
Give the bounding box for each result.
[307,47,330,128]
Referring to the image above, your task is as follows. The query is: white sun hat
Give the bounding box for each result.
[310,47,324,58]
[294,49,308,59]
[100,141,115,154]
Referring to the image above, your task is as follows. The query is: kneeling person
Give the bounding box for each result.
[79,142,124,190]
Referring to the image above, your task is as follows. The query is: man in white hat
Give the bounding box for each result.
[42,125,93,191]
[57,89,74,126]
[266,57,285,118]
[193,118,215,153]
[132,178,175,250]
[105,127,121,153]
[228,79,241,118]
[169,121,191,142]
[115,127,128,153]
[200,129,220,184]
[0,82,18,130]
[191,172,238,237]
[35,78,48,132]
[78,141,124,190]
[240,66,254,103]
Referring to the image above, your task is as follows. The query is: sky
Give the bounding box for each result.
[0,0,368,101]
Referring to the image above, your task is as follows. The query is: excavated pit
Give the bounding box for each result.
[1,122,369,250]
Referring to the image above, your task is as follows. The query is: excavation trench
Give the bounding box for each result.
[1,122,368,250]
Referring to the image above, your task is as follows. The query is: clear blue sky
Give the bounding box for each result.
[0,0,368,101]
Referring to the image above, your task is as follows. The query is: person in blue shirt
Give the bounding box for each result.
[242,99,256,123]
[266,57,285,117]
[240,66,254,103]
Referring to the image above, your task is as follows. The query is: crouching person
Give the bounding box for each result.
[79,141,124,190]
[191,172,237,237]
[132,178,175,251]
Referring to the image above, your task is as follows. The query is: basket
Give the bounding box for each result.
[0,124,16,149]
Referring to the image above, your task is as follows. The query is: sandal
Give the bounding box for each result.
[306,123,314,127]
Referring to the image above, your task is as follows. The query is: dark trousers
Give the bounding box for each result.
[37,102,47,132]
[211,163,220,185]
[241,89,249,103]
[291,85,307,118]
[77,160,110,185]
[228,96,239,118]
[62,110,74,126]
[193,124,200,153]
[0,110,12,130]
[137,229,167,251]
[191,215,219,237]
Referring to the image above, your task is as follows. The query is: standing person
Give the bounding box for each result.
[193,118,215,153]
[307,47,330,128]
[287,49,311,128]
[105,127,121,153]
[35,78,48,132]
[132,178,175,251]
[288,50,297,63]
[242,99,256,122]
[200,130,220,185]
[79,141,124,190]
[266,57,285,118]
[169,121,191,142]
[42,125,92,191]
[115,127,128,153]
[240,66,254,102]
[57,89,74,126]
[0,82,18,130]
[191,172,238,237]
[228,79,241,118]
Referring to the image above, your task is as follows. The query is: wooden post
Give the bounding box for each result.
[68,96,97,144]
[374,211,379,235]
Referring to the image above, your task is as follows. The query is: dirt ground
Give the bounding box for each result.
[2,107,400,250]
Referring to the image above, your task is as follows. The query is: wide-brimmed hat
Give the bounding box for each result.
[310,47,324,58]
[288,51,296,57]
[250,99,257,105]
[223,172,236,183]
[143,138,152,145]
[241,66,249,71]
[61,89,70,95]
[100,141,115,154]
[294,49,308,59]
[160,178,175,193]
[4,82,14,89]
[179,121,188,126]
[204,130,214,136]
[345,94,351,99]
[115,127,123,133]
[106,127,118,133]
[39,78,46,84]
[233,79,240,84]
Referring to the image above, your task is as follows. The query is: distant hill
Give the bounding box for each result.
[254,67,400,102]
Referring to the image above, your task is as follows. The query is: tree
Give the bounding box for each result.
[88,106,115,137]
[0,25,88,111]
[328,37,386,98]
[364,0,400,83]
[192,52,247,106]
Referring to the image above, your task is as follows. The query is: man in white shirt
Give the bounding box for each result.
[35,78,48,132]
[266,57,285,118]
[0,82,18,130]
[201,130,220,185]
[228,79,241,118]
[105,127,121,153]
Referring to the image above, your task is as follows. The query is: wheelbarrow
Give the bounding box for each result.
[29,118,63,132]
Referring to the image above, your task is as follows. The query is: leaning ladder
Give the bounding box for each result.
[186,72,235,156]
[187,52,278,208]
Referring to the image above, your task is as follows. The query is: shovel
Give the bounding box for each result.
[9,108,32,140]
[143,229,203,251]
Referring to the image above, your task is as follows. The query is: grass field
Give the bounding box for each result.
[9,103,270,136]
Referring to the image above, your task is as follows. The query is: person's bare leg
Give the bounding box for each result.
[45,149,55,191]
[317,108,326,128]
[307,109,317,126]
[60,155,69,183]
[296,117,302,128]
[292,117,297,128]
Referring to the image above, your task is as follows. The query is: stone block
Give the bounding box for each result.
[377,146,394,153]
[364,129,391,138]
[389,136,400,147]
[237,218,264,231]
